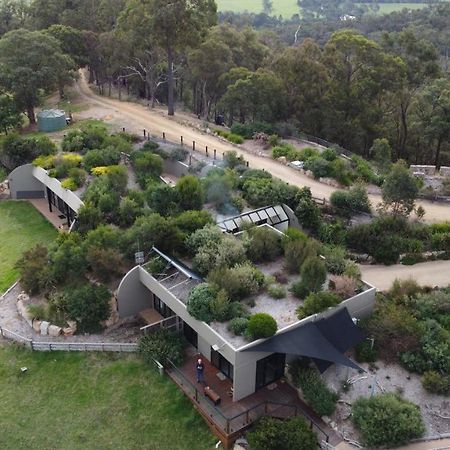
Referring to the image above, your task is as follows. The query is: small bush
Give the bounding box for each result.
[401,253,426,265]
[247,416,317,450]
[268,284,286,299]
[328,275,358,299]
[355,340,378,363]
[247,313,277,340]
[27,304,48,321]
[294,366,338,416]
[284,239,318,273]
[352,394,425,447]
[246,226,282,263]
[139,329,185,367]
[422,371,450,395]
[296,291,341,319]
[388,278,422,302]
[300,256,327,293]
[330,185,371,217]
[227,133,244,144]
[61,177,78,191]
[186,283,216,323]
[227,317,249,336]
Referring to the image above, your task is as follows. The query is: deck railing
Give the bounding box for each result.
[140,315,178,334]
[165,359,329,442]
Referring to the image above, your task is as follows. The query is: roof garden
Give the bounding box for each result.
[143,205,373,350]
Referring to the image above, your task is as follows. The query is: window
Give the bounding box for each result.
[255,353,286,390]
[211,348,234,380]
[183,322,198,348]
[153,295,174,318]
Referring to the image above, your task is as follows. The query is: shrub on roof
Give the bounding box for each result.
[186,283,216,323]
[247,313,277,340]
[296,291,341,319]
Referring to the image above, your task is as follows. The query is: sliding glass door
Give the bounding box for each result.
[255,353,286,390]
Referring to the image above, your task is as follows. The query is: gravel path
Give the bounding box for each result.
[0,283,141,343]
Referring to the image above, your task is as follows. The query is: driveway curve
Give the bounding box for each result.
[75,71,450,224]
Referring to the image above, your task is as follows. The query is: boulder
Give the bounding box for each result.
[17,300,33,326]
[40,321,50,335]
[62,327,75,337]
[277,156,287,164]
[32,320,41,333]
[48,325,62,337]
[17,291,30,303]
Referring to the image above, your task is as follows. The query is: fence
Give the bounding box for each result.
[0,326,138,353]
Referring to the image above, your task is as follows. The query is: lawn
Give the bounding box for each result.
[0,201,57,293]
[0,343,216,450]
[216,0,446,17]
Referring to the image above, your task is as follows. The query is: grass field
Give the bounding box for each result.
[0,201,56,293]
[0,344,215,449]
[216,0,445,17]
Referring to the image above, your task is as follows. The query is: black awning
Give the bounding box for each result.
[243,307,365,372]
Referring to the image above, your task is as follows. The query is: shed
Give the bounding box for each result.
[37,109,67,132]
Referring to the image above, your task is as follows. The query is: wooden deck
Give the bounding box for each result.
[139,308,163,325]
[167,347,342,449]
[28,199,68,230]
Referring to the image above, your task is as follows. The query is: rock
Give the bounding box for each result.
[40,321,50,335]
[17,291,30,303]
[17,300,33,326]
[277,156,287,164]
[48,325,62,337]
[322,416,332,424]
[67,320,77,329]
[63,327,75,337]
[32,320,41,333]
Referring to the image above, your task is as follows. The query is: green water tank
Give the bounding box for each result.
[37,109,67,132]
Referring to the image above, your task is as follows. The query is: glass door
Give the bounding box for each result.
[211,348,234,380]
[255,353,286,390]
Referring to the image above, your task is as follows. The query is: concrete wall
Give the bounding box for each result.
[8,164,84,212]
[32,166,84,212]
[163,159,189,178]
[117,266,153,317]
[8,164,45,199]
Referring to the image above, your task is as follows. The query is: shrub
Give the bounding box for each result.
[61,177,78,191]
[33,154,56,169]
[245,226,282,263]
[300,256,327,292]
[306,157,331,179]
[15,244,53,295]
[422,371,450,395]
[352,394,425,447]
[321,245,347,275]
[209,289,233,322]
[388,278,422,302]
[208,263,265,300]
[230,122,275,139]
[227,317,249,336]
[86,246,123,281]
[186,283,216,323]
[176,175,204,210]
[343,261,361,280]
[227,133,244,144]
[294,366,338,416]
[139,329,185,367]
[330,185,371,217]
[268,284,286,299]
[247,416,317,450]
[295,196,322,231]
[247,313,277,340]
[27,304,48,321]
[355,340,378,363]
[64,283,111,333]
[83,147,121,171]
[284,239,318,273]
[329,275,358,299]
[68,167,87,187]
[296,291,341,319]
[223,150,245,169]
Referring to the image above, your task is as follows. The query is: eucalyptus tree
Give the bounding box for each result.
[0,29,75,123]
[121,0,217,116]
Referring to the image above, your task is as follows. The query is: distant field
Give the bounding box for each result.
[216,0,447,17]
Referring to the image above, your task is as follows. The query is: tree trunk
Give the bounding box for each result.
[202,81,208,119]
[26,104,36,124]
[167,46,175,116]
[434,136,443,168]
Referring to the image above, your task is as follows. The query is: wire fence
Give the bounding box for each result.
[0,326,138,353]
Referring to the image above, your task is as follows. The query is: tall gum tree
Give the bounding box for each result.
[0,28,75,123]
[121,0,216,116]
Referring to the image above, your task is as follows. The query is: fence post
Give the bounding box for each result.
[205,146,208,157]
[122,127,125,132]
[192,141,195,151]
[189,154,192,166]
[180,135,183,146]
[163,132,166,140]
[143,129,146,137]
[213,149,216,160]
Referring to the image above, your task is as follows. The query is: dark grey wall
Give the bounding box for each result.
[8,164,45,199]
[117,266,152,318]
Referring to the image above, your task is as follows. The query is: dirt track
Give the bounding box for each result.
[75,71,450,224]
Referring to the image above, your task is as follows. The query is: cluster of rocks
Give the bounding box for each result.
[16,291,77,337]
